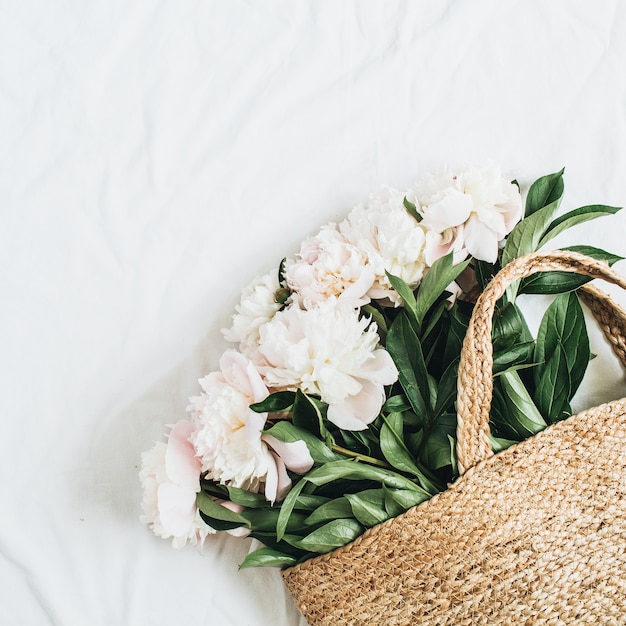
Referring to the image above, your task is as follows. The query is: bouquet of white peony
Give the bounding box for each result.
[140,164,621,568]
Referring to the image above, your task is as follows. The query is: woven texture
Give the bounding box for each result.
[282,251,626,625]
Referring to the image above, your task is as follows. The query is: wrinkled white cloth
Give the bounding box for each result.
[3,1,626,625]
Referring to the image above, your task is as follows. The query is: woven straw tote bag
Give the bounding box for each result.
[282,250,626,626]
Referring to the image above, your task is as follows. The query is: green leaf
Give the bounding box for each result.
[413,253,471,330]
[501,204,562,300]
[534,291,590,422]
[292,390,326,436]
[276,480,308,541]
[383,395,412,413]
[383,485,428,513]
[403,196,422,222]
[385,272,419,328]
[419,413,457,470]
[304,460,428,492]
[492,345,538,375]
[490,301,535,374]
[345,489,389,526]
[382,485,405,517]
[475,260,498,290]
[298,519,364,554]
[241,508,309,534]
[263,420,339,464]
[386,311,430,419]
[380,412,423,477]
[294,494,330,511]
[250,391,295,413]
[443,305,470,368]
[519,245,624,295]
[489,435,518,453]
[421,300,449,366]
[278,258,288,286]
[196,492,250,527]
[502,202,561,268]
[433,359,459,417]
[226,486,268,508]
[492,302,532,344]
[239,546,297,569]
[524,168,565,217]
[305,496,353,525]
[498,370,547,437]
[539,205,622,247]
[447,434,458,474]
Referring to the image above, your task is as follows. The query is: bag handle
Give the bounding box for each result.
[456,250,626,475]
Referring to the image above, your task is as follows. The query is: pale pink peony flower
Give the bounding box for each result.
[285,225,374,309]
[415,163,523,264]
[223,269,284,358]
[253,299,398,430]
[140,419,214,549]
[339,187,427,305]
[188,351,313,503]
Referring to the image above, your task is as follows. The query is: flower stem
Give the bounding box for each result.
[331,444,392,469]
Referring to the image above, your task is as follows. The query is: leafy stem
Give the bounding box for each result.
[331,444,393,469]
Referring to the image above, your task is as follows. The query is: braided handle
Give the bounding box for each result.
[456,250,626,475]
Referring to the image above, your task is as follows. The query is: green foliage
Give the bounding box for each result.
[250,391,295,413]
[297,519,364,554]
[380,413,425,478]
[403,196,422,222]
[386,311,430,419]
[539,205,621,247]
[240,547,297,569]
[534,292,590,422]
[524,168,565,217]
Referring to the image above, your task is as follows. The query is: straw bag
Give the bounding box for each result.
[282,250,626,625]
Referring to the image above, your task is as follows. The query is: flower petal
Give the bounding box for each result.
[165,420,202,488]
[271,452,293,502]
[262,435,314,474]
[245,408,267,441]
[502,192,523,231]
[157,482,197,537]
[474,205,506,238]
[219,350,269,402]
[421,189,473,232]
[355,349,398,385]
[219,500,245,515]
[264,457,278,504]
[424,231,452,266]
[463,214,499,263]
[327,379,385,430]
[263,452,293,503]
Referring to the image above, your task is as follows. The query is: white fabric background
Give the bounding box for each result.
[3,1,626,625]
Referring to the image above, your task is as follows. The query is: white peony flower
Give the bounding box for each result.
[140,420,214,549]
[415,163,523,264]
[253,299,398,430]
[339,187,427,305]
[285,225,374,309]
[223,269,284,357]
[188,351,313,503]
